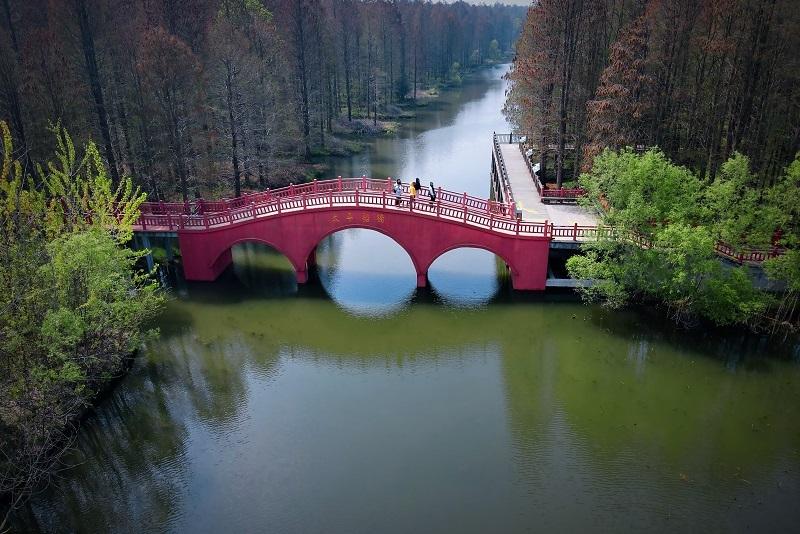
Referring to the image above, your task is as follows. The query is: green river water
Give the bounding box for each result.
[17,66,800,533]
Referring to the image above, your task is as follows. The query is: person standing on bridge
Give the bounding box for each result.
[415,177,422,194]
[409,179,417,203]
[429,181,436,204]
[394,179,403,206]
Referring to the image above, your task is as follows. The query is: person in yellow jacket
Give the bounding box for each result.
[408,180,417,202]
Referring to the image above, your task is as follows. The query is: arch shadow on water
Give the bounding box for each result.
[170,242,300,308]
[426,247,509,308]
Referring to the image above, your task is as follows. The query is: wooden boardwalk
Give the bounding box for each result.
[498,143,599,240]
[492,135,781,262]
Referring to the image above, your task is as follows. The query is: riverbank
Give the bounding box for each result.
[193,64,513,196]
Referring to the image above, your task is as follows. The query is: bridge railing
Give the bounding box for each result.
[139,177,511,219]
[135,182,533,234]
[133,180,783,265]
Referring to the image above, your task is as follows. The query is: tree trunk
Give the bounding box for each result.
[1,0,30,170]
[556,10,571,188]
[344,32,353,121]
[294,0,311,160]
[75,0,120,183]
[413,42,418,102]
[225,63,241,197]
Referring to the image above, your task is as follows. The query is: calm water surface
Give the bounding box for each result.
[19,67,800,533]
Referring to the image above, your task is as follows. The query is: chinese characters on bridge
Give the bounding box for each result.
[330,212,386,224]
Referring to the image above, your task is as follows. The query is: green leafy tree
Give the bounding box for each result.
[762,155,800,330]
[487,39,501,62]
[702,153,783,249]
[0,121,163,528]
[568,148,771,326]
[580,148,703,231]
[448,62,462,86]
[41,123,146,243]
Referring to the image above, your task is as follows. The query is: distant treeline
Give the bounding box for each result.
[505,0,800,187]
[0,0,525,200]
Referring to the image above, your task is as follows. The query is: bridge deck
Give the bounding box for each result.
[499,143,599,239]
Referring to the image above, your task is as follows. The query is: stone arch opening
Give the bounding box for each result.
[308,225,425,287]
[310,227,420,315]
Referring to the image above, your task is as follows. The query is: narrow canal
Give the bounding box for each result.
[20,67,800,533]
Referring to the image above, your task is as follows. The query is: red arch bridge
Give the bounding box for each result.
[132,176,780,291]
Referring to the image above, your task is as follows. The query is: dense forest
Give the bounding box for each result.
[505,0,800,188]
[504,0,799,328]
[0,0,524,201]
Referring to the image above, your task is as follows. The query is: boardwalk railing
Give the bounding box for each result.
[548,223,613,241]
[491,133,515,207]
[519,141,544,195]
[714,242,785,264]
[541,186,587,202]
[543,224,784,265]
[495,133,586,203]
